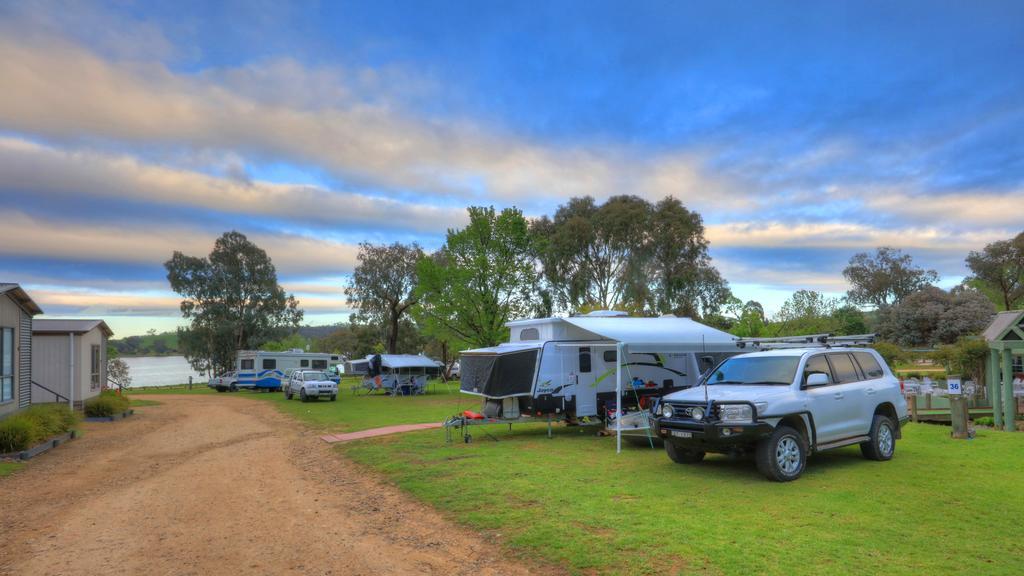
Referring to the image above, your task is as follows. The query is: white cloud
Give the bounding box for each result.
[706,221,1006,252]
[0,34,733,209]
[0,211,359,276]
[0,137,466,234]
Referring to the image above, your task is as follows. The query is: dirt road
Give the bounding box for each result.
[0,396,549,576]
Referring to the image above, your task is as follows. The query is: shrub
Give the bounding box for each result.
[0,404,77,453]
[84,391,130,417]
[0,417,35,453]
[973,417,995,427]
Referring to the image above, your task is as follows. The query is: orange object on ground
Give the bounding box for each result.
[462,410,485,419]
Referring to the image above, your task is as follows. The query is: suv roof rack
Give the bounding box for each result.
[740,333,877,350]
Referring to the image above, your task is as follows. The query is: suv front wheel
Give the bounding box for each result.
[860,414,896,461]
[665,441,705,464]
[756,425,807,482]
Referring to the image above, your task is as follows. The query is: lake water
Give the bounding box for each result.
[122,355,208,388]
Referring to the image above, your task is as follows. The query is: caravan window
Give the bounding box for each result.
[520,328,539,341]
[300,359,309,367]
[603,350,617,363]
[312,359,327,369]
[240,359,254,370]
[579,347,592,373]
[263,359,277,370]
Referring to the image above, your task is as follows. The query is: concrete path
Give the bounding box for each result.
[320,422,443,443]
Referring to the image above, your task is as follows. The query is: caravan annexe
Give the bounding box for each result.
[235,350,343,391]
[459,312,745,420]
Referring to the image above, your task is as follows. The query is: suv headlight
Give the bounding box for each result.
[661,404,674,418]
[718,404,754,423]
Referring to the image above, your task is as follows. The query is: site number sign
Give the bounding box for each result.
[947,378,962,395]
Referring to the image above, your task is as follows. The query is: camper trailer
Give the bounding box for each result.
[235,350,343,391]
[348,354,443,395]
[459,311,745,421]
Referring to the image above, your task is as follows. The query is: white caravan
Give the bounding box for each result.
[458,311,745,422]
[236,349,343,391]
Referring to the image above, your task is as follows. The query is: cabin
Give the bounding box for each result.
[32,319,114,409]
[0,283,43,418]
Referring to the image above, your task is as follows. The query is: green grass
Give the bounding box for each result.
[128,384,216,395]
[340,423,1024,576]
[0,461,24,477]
[246,380,470,433]
[129,379,471,433]
[127,398,162,407]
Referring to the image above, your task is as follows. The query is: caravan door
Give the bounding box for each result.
[574,346,598,417]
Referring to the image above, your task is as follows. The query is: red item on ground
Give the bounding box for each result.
[463,410,485,419]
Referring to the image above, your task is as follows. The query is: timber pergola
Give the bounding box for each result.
[982,311,1023,432]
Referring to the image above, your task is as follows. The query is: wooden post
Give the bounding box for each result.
[991,348,1003,429]
[948,377,968,439]
[1003,349,1016,432]
[907,394,918,423]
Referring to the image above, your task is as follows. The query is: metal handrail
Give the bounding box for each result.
[31,380,69,403]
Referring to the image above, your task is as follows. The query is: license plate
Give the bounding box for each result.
[671,431,693,438]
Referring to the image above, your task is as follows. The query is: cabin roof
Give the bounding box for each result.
[0,283,43,316]
[983,310,1024,342]
[33,318,113,337]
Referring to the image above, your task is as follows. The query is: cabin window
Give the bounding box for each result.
[262,359,277,370]
[579,346,592,373]
[90,345,102,389]
[300,359,310,367]
[240,359,254,370]
[0,328,12,403]
[519,328,540,341]
[603,350,617,363]
[312,359,328,369]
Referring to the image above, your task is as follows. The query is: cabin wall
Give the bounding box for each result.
[76,328,105,404]
[31,334,70,406]
[0,296,29,417]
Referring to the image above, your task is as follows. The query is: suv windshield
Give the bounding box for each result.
[302,372,327,381]
[705,356,800,386]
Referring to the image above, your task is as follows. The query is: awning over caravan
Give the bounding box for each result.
[561,316,739,353]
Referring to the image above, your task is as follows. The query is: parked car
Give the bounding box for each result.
[448,361,460,379]
[653,347,908,482]
[284,370,338,402]
[208,371,239,393]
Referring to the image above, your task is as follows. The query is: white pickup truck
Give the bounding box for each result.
[284,370,338,402]
[653,347,908,481]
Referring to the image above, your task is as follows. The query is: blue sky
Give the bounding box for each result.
[1,1,1022,336]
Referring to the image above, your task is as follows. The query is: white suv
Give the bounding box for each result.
[653,347,908,482]
[284,370,338,402]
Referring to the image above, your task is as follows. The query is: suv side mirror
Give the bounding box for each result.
[804,373,830,388]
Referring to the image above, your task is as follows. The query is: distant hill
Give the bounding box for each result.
[112,325,343,357]
[111,331,180,357]
[297,324,344,340]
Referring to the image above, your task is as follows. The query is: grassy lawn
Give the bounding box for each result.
[245,381,470,433]
[128,384,216,395]
[129,379,472,433]
[339,422,1024,576]
[0,461,24,477]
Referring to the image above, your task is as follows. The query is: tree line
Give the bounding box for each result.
[164,198,1024,375]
